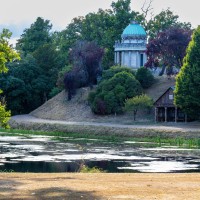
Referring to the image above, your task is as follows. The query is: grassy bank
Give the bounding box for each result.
[1,128,200,149]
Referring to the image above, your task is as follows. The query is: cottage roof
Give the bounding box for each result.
[154,86,175,105]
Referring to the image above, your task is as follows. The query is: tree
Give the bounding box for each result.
[33,43,63,102]
[124,94,153,121]
[0,29,20,128]
[54,0,144,69]
[145,26,192,75]
[135,67,155,89]
[174,26,200,119]
[88,71,142,114]
[0,54,44,114]
[147,9,191,39]
[102,65,135,80]
[70,40,104,87]
[16,17,52,54]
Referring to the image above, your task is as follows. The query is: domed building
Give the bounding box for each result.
[114,21,147,69]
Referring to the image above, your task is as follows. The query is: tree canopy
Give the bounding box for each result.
[0,29,20,127]
[174,26,200,119]
[145,26,192,75]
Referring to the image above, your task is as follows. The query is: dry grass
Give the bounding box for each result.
[145,75,176,101]
[30,76,175,124]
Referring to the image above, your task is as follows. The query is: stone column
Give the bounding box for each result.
[165,107,167,122]
[136,51,140,68]
[114,52,117,64]
[121,52,124,66]
[144,53,147,65]
[175,107,177,123]
[117,52,120,65]
[129,51,131,67]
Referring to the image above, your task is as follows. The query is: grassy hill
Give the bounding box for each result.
[30,76,175,123]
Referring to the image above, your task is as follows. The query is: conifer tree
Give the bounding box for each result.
[174,26,200,119]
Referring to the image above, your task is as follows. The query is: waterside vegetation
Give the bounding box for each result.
[1,128,200,149]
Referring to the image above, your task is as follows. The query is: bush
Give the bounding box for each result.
[89,71,142,115]
[135,67,155,89]
[57,65,73,89]
[124,94,153,121]
[102,65,135,80]
[49,87,62,98]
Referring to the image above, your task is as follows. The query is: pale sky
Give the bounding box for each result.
[0,0,199,44]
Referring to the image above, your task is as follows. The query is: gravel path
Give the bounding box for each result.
[9,114,200,136]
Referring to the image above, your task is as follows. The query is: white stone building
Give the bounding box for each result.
[114,21,147,69]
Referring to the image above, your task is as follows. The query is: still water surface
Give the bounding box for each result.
[0,135,200,173]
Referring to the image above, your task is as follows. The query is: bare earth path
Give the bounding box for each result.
[10,114,200,131]
[5,115,200,199]
[0,173,200,200]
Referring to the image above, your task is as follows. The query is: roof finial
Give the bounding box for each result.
[130,20,138,25]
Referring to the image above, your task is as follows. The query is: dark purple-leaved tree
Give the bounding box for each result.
[70,40,104,87]
[145,26,192,75]
[64,41,104,100]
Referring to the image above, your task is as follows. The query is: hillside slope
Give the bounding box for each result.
[30,76,175,122]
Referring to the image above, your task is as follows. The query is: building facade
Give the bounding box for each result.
[114,21,147,69]
[154,87,187,122]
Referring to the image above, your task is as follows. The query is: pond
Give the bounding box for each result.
[0,134,200,173]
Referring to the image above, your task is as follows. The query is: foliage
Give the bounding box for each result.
[124,94,153,121]
[174,26,200,119]
[0,102,11,129]
[135,67,155,89]
[4,18,63,114]
[102,65,135,80]
[16,17,52,54]
[79,165,105,173]
[89,71,142,114]
[0,29,20,73]
[0,29,20,128]
[146,9,191,39]
[0,54,51,114]
[32,43,63,101]
[64,41,104,100]
[145,26,192,75]
[69,40,104,87]
[55,0,144,69]
[49,87,62,98]
[57,65,73,89]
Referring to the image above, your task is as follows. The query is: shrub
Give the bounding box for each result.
[89,71,142,115]
[135,67,155,89]
[102,65,135,81]
[124,94,153,121]
[57,65,73,89]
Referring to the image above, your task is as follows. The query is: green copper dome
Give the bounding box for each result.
[122,21,146,39]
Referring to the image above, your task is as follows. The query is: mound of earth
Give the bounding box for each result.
[30,76,175,123]
[31,88,95,121]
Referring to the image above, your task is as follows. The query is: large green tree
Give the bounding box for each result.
[0,29,20,127]
[147,9,191,39]
[54,0,144,69]
[0,54,42,114]
[16,17,52,54]
[174,26,200,119]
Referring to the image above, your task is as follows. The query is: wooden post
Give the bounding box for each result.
[155,107,157,123]
[185,113,187,123]
[165,107,167,122]
[175,107,177,123]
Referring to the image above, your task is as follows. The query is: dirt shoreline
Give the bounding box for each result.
[0,173,200,200]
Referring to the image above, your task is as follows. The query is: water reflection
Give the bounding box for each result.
[0,135,199,173]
